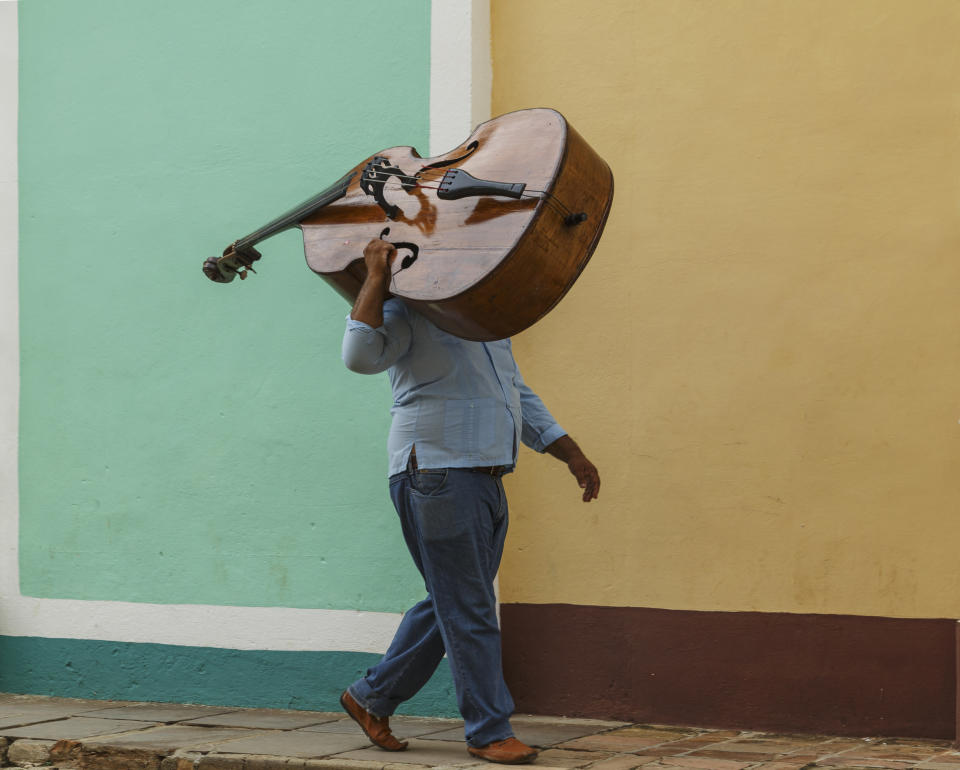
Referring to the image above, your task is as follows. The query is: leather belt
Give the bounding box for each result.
[409,449,507,477]
[466,465,509,476]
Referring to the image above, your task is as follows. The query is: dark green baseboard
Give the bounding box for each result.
[0,635,457,716]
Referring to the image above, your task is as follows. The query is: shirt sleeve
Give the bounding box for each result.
[514,363,567,452]
[341,299,412,374]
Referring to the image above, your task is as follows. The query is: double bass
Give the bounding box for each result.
[203,108,614,341]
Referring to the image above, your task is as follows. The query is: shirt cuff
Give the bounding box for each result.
[345,314,381,334]
[533,423,567,453]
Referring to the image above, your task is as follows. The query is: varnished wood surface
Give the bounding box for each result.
[299,108,613,340]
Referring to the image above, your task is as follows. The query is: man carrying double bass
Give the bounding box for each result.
[338,238,600,765]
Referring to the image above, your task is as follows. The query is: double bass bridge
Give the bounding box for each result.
[360,150,528,221]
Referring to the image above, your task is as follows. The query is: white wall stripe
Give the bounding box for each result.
[4,597,407,653]
[0,0,484,653]
[429,0,490,156]
[0,1,20,614]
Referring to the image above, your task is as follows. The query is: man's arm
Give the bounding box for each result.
[544,434,600,503]
[351,239,396,328]
[514,361,600,503]
[341,240,412,374]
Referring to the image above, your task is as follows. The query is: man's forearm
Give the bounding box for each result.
[545,434,584,463]
[351,240,397,327]
[350,268,391,328]
[545,434,600,502]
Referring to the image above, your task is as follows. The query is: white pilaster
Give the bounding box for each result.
[0,0,20,608]
[430,0,491,156]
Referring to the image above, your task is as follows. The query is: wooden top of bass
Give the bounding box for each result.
[203,108,614,341]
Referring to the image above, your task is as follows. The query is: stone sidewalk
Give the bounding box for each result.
[1,693,959,770]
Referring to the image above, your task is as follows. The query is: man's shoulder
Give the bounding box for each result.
[382,298,415,329]
[384,297,408,315]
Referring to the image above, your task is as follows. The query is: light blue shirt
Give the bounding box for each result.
[342,299,566,476]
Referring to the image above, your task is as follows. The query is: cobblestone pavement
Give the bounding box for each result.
[1,693,958,770]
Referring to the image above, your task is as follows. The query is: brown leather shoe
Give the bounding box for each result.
[468,737,539,764]
[340,690,408,751]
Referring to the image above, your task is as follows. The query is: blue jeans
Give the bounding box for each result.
[348,467,515,747]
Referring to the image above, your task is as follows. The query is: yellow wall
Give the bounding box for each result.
[495,0,960,618]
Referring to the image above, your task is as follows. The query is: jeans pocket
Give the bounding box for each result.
[494,477,507,524]
[410,469,449,497]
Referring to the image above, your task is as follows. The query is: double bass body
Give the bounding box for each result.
[208,108,614,341]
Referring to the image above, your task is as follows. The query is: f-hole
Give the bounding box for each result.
[379,227,419,270]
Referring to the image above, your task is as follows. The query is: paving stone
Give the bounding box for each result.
[659,731,746,746]
[503,765,569,770]
[915,764,960,770]
[681,749,795,762]
[300,716,461,741]
[426,763,488,770]
[532,748,615,768]
[556,733,685,753]
[756,763,819,770]
[815,758,917,769]
[516,722,623,748]
[0,713,65,730]
[304,759,395,770]
[0,700,136,735]
[185,709,342,730]
[238,755,317,770]
[600,726,703,741]
[769,754,830,765]
[691,740,810,756]
[877,739,956,749]
[381,764,434,770]
[836,743,955,761]
[816,764,912,770]
[59,741,167,770]
[414,727,469,742]
[391,717,464,738]
[298,717,367,734]
[210,730,373,758]
[811,740,883,757]
[196,755,245,769]
[0,701,114,725]
[619,745,704,758]
[161,754,203,769]
[7,737,56,763]
[740,733,837,745]
[586,754,663,770]
[334,737,478,766]
[657,755,754,770]
[82,724,265,752]
[0,715,157,739]
[78,703,239,723]
[420,722,604,748]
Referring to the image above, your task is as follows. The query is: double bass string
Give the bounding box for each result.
[522,189,576,220]
[364,168,576,221]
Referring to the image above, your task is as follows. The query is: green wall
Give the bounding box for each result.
[18,0,433,611]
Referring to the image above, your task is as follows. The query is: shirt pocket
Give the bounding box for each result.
[443,398,498,455]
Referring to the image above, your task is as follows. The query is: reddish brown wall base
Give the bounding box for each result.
[501,604,956,739]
